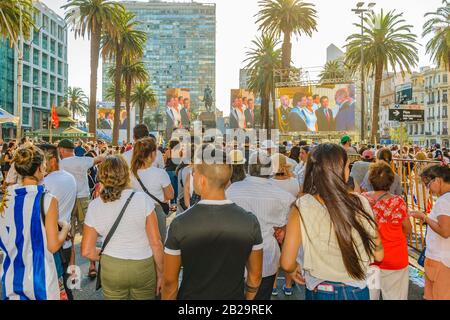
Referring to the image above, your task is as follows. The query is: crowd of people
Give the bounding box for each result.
[0,129,449,301]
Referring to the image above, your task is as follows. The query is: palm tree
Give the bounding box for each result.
[345,10,418,143]
[244,34,282,130]
[131,83,157,125]
[108,59,148,142]
[63,0,124,140]
[63,87,88,119]
[104,83,125,102]
[0,0,33,46]
[423,0,450,71]
[102,10,146,145]
[256,0,317,70]
[319,58,348,84]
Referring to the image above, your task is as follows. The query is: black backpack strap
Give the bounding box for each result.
[99,192,135,256]
[135,175,166,208]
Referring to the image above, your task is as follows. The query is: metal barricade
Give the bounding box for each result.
[391,159,440,252]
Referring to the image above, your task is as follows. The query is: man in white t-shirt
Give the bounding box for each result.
[58,139,104,279]
[39,144,77,300]
[122,124,165,169]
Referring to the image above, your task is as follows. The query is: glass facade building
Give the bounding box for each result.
[0,1,68,137]
[102,0,216,119]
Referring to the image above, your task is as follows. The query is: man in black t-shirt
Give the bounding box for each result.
[162,148,263,300]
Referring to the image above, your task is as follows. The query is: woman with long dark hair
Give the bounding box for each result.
[281,144,384,300]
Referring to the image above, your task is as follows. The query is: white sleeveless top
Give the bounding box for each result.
[296,193,377,285]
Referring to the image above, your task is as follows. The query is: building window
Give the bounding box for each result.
[51,21,56,37]
[23,86,30,104]
[23,44,30,62]
[58,61,63,76]
[57,78,63,94]
[42,35,48,50]
[50,40,56,55]
[32,29,39,46]
[50,75,55,91]
[33,68,39,86]
[58,26,64,42]
[50,57,55,73]
[42,72,48,88]
[42,53,48,69]
[41,91,48,109]
[33,49,39,66]
[23,65,30,83]
[43,16,49,31]
[50,94,55,106]
[58,43,63,59]
[32,88,39,106]
[33,109,41,130]
[444,74,448,83]
[22,107,30,125]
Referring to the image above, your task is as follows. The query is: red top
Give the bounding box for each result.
[363,193,409,270]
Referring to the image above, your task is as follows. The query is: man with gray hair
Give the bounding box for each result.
[226,151,296,300]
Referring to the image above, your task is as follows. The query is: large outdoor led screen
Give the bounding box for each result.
[276,83,356,133]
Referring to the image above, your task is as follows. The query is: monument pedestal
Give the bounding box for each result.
[199,111,216,129]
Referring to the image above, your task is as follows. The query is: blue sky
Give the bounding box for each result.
[43,0,443,115]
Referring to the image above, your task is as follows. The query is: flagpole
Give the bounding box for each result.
[49,117,52,144]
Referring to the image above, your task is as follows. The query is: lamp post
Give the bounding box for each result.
[0,2,24,141]
[352,2,376,143]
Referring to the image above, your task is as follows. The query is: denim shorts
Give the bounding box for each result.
[305,281,370,301]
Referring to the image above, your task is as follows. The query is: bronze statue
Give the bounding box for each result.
[203,85,213,112]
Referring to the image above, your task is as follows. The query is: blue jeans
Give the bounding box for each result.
[305,282,370,300]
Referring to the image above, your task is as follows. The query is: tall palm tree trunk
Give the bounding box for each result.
[261,94,270,130]
[125,77,132,143]
[271,88,277,130]
[371,61,384,144]
[89,29,101,140]
[112,46,123,146]
[139,103,145,124]
[282,32,292,70]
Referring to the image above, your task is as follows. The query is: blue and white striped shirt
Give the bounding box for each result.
[0,185,59,300]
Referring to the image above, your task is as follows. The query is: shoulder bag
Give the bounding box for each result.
[135,176,170,215]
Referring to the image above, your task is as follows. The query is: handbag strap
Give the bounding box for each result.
[135,175,166,208]
[99,192,135,256]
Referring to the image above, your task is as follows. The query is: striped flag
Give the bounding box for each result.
[0,185,60,300]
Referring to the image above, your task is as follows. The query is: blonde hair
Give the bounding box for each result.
[415,152,427,161]
[98,155,130,202]
[271,153,293,177]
